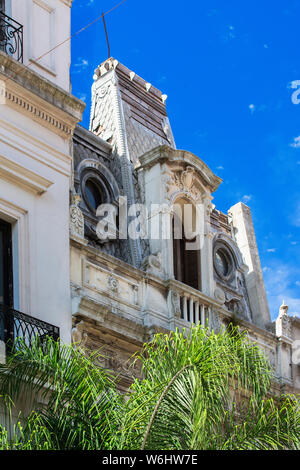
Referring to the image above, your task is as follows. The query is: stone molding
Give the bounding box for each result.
[0,51,85,139]
[0,154,53,194]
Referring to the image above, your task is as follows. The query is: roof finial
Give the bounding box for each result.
[279,300,288,315]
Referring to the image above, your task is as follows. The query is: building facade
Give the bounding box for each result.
[0,2,298,400]
[70,58,300,394]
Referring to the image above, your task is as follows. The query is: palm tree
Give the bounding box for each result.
[0,325,299,450]
[0,338,121,449]
[115,325,300,450]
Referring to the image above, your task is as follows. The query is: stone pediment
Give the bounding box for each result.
[138,145,222,196]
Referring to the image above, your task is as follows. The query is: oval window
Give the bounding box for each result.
[215,249,229,277]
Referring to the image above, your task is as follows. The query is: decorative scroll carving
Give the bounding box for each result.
[142,252,163,276]
[163,165,206,204]
[70,191,85,242]
[0,12,23,63]
[167,288,181,319]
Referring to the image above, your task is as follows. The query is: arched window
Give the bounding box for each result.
[172,198,201,290]
[84,178,104,213]
[76,159,120,243]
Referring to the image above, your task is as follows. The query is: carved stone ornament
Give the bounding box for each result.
[163,165,204,203]
[108,275,119,293]
[142,252,163,275]
[276,301,292,339]
[98,84,108,98]
[72,321,88,350]
[70,191,85,241]
[171,290,181,318]
[214,287,226,304]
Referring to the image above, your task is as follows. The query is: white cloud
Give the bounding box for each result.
[242,194,252,203]
[157,76,167,83]
[73,58,89,74]
[78,93,87,103]
[222,25,236,42]
[249,103,267,113]
[216,165,224,170]
[266,248,276,253]
[290,136,300,148]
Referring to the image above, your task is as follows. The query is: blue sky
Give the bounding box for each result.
[70,0,300,320]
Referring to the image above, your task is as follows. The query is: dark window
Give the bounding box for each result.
[0,1,5,13]
[173,216,200,290]
[0,219,13,307]
[84,179,103,212]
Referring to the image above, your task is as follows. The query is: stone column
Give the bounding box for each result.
[229,202,270,329]
[200,196,215,297]
[275,302,293,383]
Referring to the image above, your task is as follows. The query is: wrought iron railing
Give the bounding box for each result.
[0,11,23,63]
[0,304,59,350]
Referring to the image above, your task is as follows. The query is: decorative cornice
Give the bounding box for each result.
[0,51,85,139]
[138,145,222,193]
[0,154,53,194]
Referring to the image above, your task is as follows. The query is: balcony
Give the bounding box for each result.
[0,11,23,63]
[0,304,59,354]
[167,279,231,332]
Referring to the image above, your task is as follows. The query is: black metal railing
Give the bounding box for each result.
[0,304,60,350]
[0,11,23,63]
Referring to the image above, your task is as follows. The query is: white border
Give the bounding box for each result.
[0,198,30,314]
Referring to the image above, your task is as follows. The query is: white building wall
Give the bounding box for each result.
[11,0,72,92]
[0,104,73,342]
[0,0,84,345]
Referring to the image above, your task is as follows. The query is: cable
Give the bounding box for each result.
[1,0,129,85]
[34,0,128,65]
